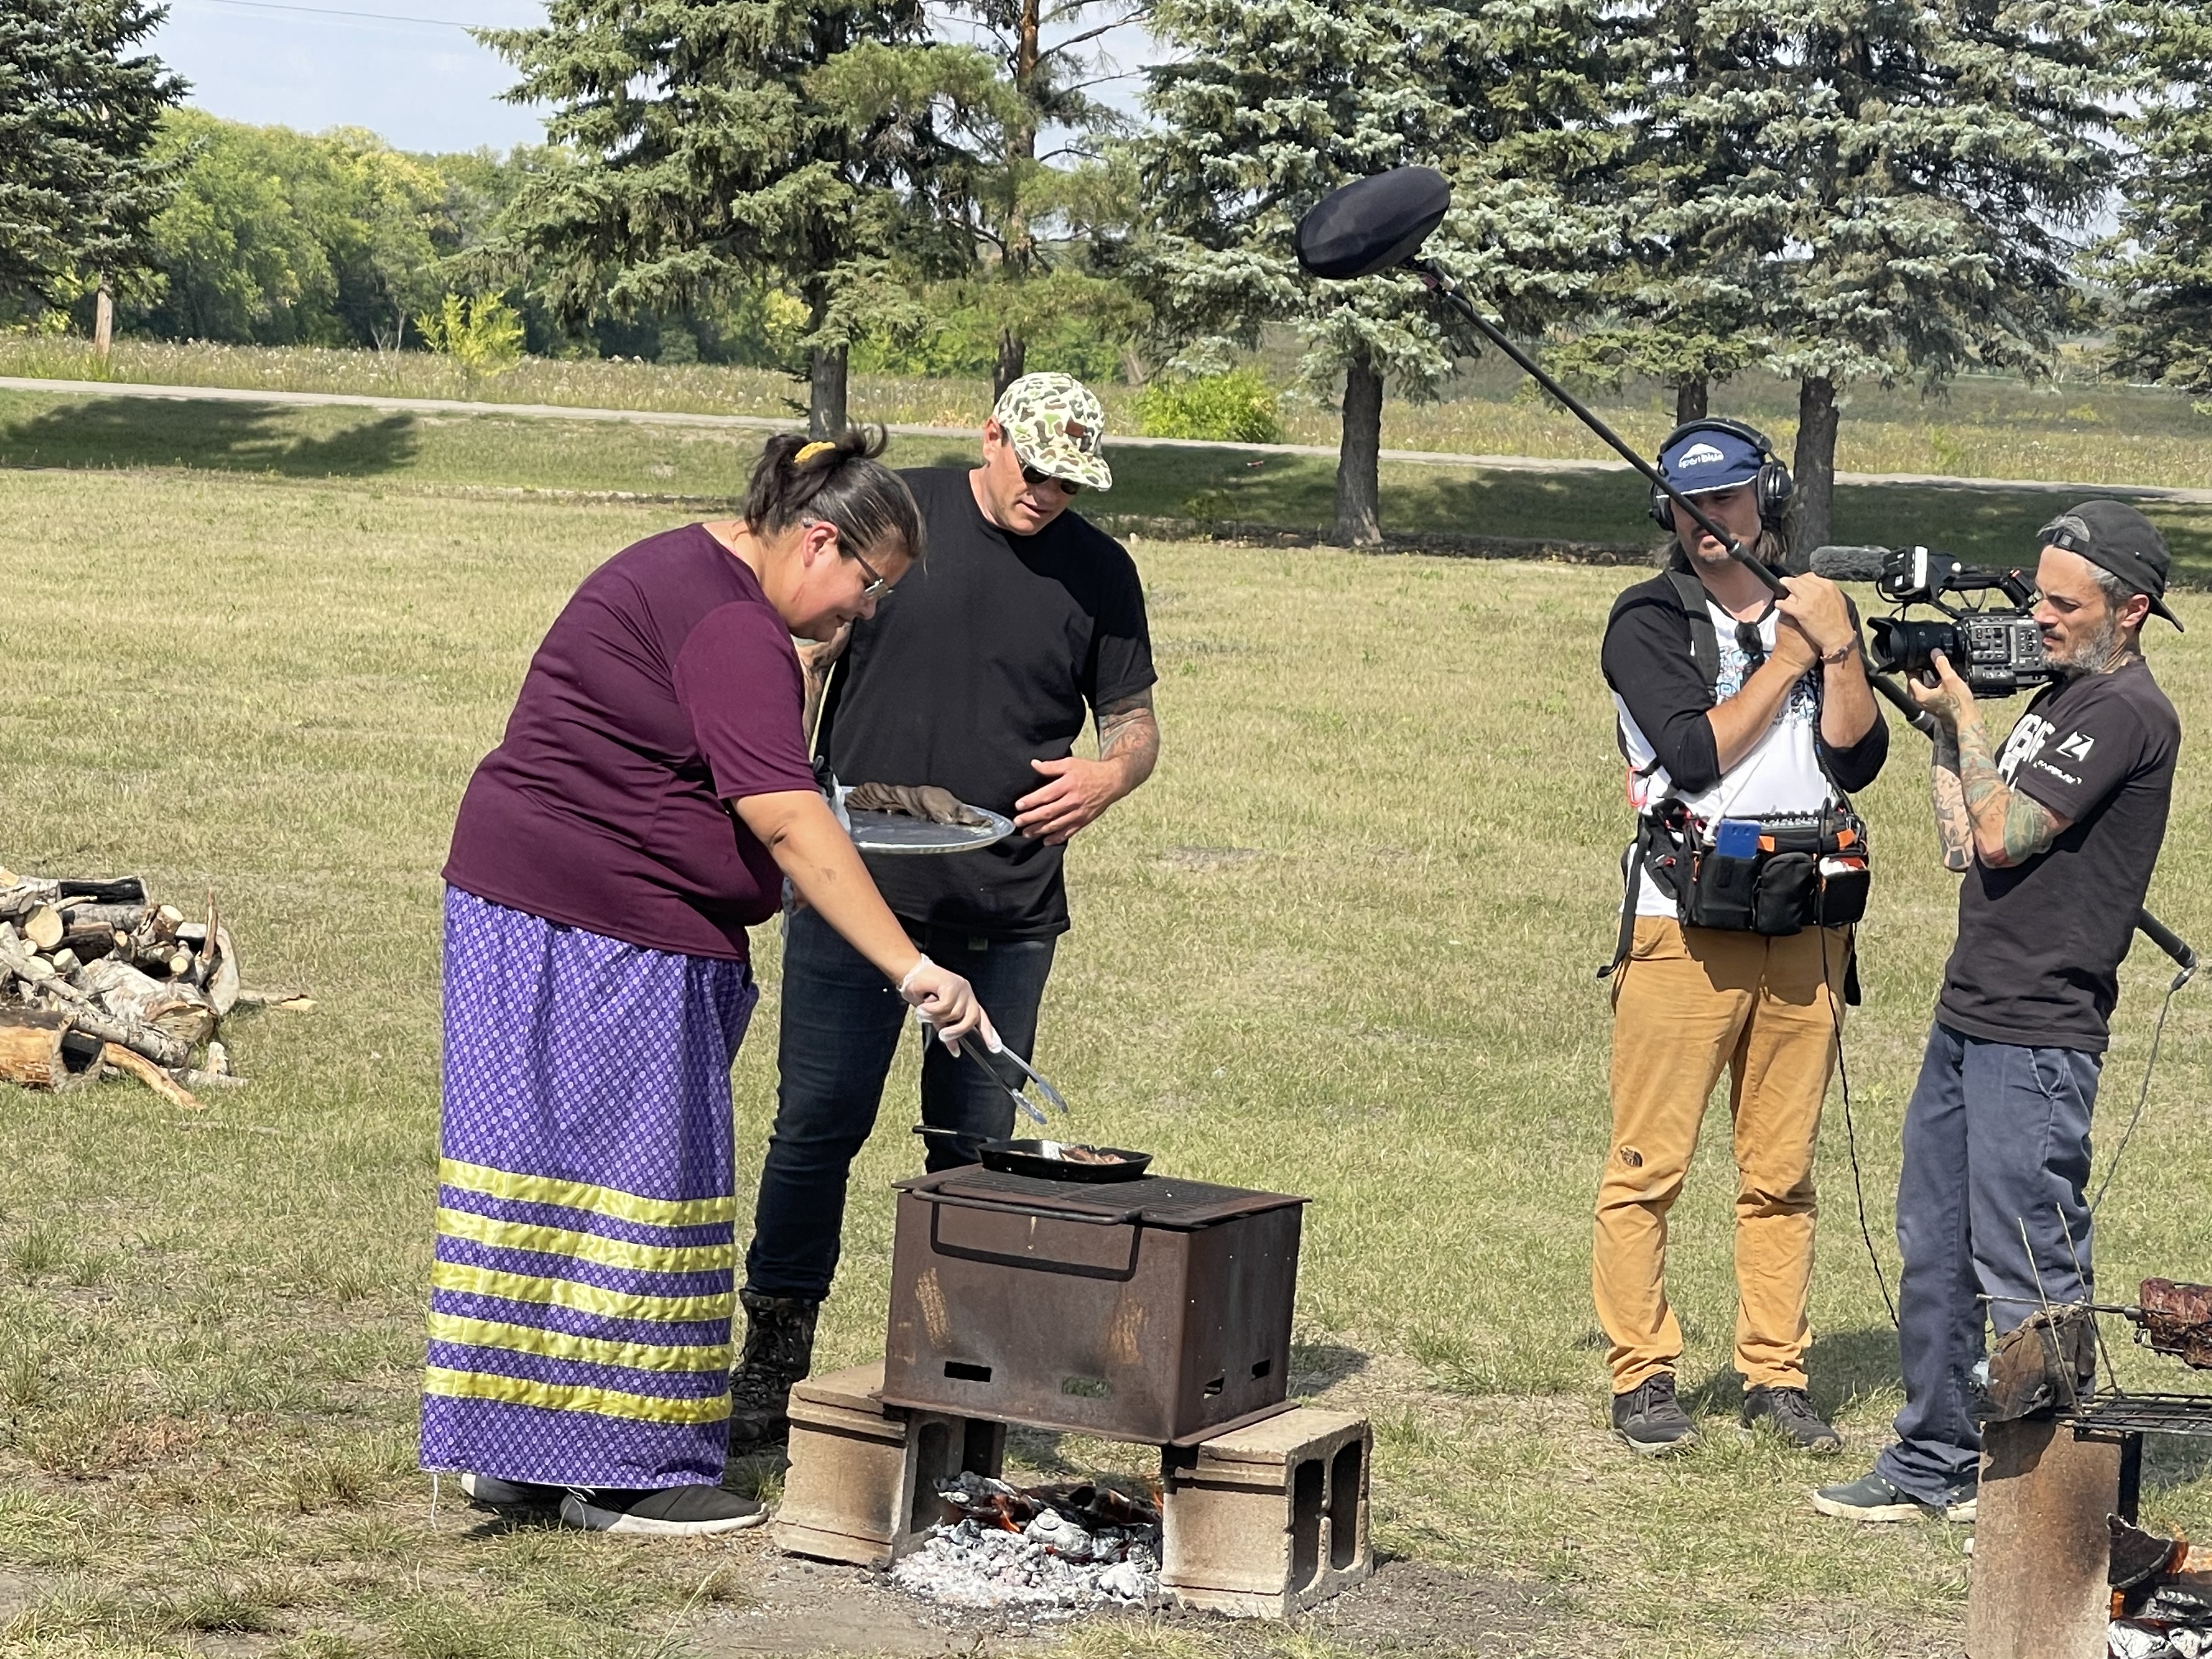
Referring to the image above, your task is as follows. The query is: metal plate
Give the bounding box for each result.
[846,804,1013,856]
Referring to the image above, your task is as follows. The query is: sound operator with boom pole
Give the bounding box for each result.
[1594,422,1887,1457]
[1815,503,2182,1525]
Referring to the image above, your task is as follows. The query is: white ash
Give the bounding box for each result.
[890,1478,1163,1611]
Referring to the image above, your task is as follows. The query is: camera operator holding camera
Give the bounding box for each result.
[1595,421,1888,1456]
[1815,501,2182,1525]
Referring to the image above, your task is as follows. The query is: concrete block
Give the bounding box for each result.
[772,1360,1006,1569]
[1160,1406,1372,1618]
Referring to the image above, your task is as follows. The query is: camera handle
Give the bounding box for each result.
[1409,260,1787,601]
[1867,670,2197,982]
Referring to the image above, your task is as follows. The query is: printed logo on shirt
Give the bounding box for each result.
[2056,730,2095,763]
[1679,442,1725,469]
[1998,715,2053,783]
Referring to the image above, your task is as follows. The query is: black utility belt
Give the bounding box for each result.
[1641,804,1871,936]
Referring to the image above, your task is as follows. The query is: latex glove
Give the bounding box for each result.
[898,956,998,1049]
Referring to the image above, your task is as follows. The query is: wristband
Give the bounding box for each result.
[898,955,935,997]
[1821,641,1856,665]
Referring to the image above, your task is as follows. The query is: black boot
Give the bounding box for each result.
[726,1288,820,1455]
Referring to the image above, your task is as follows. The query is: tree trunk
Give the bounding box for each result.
[1787,375,1838,555]
[1674,378,1707,425]
[810,344,849,438]
[1334,351,1384,547]
[994,329,1027,402]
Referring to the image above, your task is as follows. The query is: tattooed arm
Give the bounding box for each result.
[1929,727,1974,874]
[1910,651,2072,871]
[1012,688,1161,846]
[1954,718,2072,868]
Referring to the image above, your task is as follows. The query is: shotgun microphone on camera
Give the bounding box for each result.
[1808,546,1891,583]
[1291,168,1786,599]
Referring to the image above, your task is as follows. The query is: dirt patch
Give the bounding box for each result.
[1301,1558,1570,1654]
[686,1551,1047,1656]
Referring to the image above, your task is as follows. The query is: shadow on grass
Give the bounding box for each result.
[1807,1324,1902,1419]
[0,396,419,478]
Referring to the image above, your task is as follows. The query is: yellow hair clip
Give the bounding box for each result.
[794,440,837,465]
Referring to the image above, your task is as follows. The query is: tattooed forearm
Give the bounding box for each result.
[1929,728,1973,873]
[1096,690,1160,788]
[1955,721,2063,868]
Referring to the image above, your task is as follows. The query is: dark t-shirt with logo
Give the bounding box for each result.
[1938,658,2180,1052]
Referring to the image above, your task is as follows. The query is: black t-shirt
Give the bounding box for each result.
[819,468,1156,939]
[1938,658,2180,1052]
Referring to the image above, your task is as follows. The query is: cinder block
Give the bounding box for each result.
[1160,1407,1372,1618]
[772,1359,1006,1568]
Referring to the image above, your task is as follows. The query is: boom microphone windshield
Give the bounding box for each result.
[1295,167,1451,279]
[1809,545,1891,583]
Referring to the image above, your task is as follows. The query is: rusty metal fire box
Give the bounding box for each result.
[880,1168,1307,1445]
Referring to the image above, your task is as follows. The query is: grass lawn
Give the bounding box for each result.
[13,385,2212,584]
[13,335,2212,493]
[2,398,2211,1657]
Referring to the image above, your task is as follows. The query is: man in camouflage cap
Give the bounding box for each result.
[988,370,1115,505]
[725,373,1159,1454]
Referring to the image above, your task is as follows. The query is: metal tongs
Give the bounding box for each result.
[915,1009,1070,1126]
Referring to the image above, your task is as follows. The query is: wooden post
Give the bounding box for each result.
[1967,1418,2120,1659]
[93,282,114,362]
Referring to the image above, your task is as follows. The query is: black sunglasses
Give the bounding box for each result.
[1022,465,1079,496]
[850,546,892,601]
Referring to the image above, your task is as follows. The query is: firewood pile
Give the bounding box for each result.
[0,870,307,1109]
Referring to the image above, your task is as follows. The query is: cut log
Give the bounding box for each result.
[57,926,119,963]
[178,1068,246,1090]
[0,881,61,920]
[205,923,239,1018]
[102,1042,202,1111]
[207,1039,229,1076]
[48,949,76,975]
[59,1007,188,1069]
[55,877,146,905]
[0,1011,69,1087]
[175,923,206,946]
[22,905,64,951]
[74,958,216,1049]
[67,903,152,934]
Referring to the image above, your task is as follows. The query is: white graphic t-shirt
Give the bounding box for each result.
[1612,601,1831,917]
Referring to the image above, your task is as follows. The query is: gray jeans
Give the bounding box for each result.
[1874,1022,2101,1503]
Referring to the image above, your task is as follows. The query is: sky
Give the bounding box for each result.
[148,0,1156,157]
[150,0,556,155]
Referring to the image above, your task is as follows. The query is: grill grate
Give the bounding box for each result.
[911,1167,1306,1230]
[2062,1392,2212,1437]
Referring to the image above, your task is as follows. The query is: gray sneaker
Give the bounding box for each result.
[1812,1469,1977,1523]
[1611,1372,1697,1455]
[1742,1385,1843,1454]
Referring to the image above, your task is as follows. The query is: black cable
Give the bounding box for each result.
[1824,930,1899,1328]
[2088,972,2185,1218]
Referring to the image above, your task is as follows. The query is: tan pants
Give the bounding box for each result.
[1593,917,1849,1395]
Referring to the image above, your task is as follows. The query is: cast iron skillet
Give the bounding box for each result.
[912,1125,1153,1183]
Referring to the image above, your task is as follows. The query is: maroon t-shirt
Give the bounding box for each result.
[444,523,819,960]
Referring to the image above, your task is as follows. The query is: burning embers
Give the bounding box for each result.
[889,1473,1162,1610]
[2111,1517,2212,1657]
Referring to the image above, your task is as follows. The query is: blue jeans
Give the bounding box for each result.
[742,902,1058,1301]
[1874,1022,2102,1504]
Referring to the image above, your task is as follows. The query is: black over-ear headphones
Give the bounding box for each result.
[1648,417,1793,533]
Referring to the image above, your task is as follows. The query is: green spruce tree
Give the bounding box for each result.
[1140,0,1621,545]
[2102,2,2212,393]
[0,0,183,317]
[936,0,1148,397]
[482,0,985,433]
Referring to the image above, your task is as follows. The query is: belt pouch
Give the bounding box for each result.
[1752,853,1817,935]
[1688,849,1758,932]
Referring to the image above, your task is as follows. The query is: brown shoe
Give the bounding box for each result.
[725,1288,819,1455]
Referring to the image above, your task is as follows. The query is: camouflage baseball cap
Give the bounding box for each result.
[992,372,1113,492]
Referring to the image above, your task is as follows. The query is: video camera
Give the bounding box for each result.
[1809,544,2055,697]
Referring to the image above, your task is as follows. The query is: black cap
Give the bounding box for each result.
[2038,500,2182,632]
